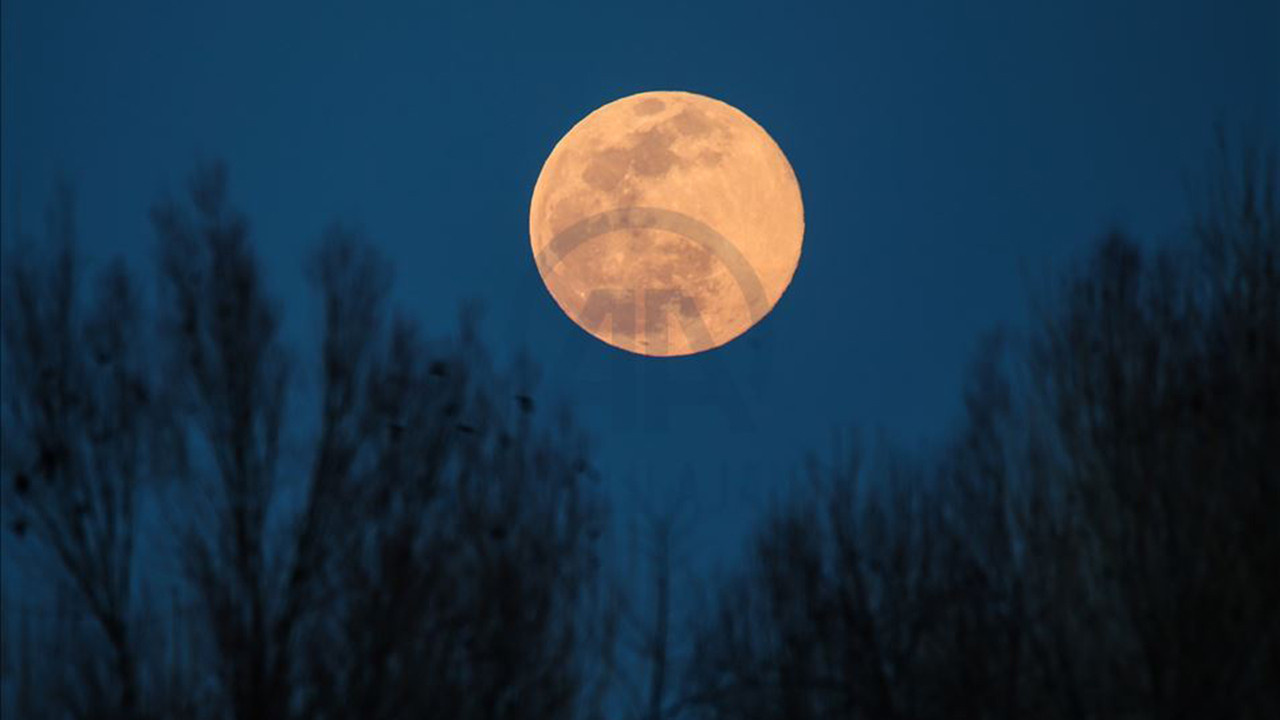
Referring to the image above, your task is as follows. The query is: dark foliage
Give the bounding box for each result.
[682,142,1279,719]
[2,165,609,719]
[2,182,158,717]
[3,138,1275,719]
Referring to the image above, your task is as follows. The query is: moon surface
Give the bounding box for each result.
[529,91,804,356]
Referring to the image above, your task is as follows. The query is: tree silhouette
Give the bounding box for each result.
[3,137,1275,718]
[683,139,1280,718]
[152,163,294,720]
[3,164,611,719]
[2,183,160,716]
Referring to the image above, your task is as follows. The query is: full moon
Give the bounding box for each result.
[529,90,804,356]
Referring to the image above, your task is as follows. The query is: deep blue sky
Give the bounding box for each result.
[4,0,1277,557]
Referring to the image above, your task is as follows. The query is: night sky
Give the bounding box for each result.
[4,0,1277,562]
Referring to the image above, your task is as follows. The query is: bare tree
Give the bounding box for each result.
[144,163,611,720]
[683,137,1280,719]
[293,282,611,720]
[609,481,700,720]
[2,183,156,717]
[1025,137,1280,716]
[150,163,291,720]
[1,164,612,719]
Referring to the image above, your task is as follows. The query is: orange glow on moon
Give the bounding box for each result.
[529,91,804,356]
